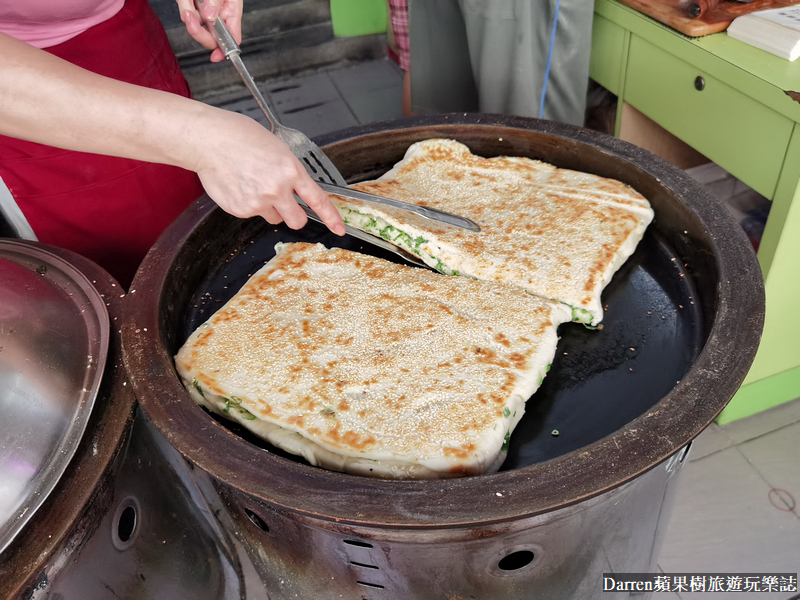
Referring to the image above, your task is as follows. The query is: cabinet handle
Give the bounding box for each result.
[694,76,706,91]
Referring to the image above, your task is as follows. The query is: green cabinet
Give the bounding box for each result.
[329,0,387,37]
[591,0,800,423]
[625,36,792,198]
[590,15,627,95]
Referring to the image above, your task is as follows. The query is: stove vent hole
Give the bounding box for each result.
[112,497,140,550]
[498,550,535,571]
[118,506,136,543]
[343,539,373,548]
[350,561,379,570]
[245,509,270,533]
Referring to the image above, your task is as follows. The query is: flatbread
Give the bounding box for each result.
[175,242,571,479]
[331,139,654,326]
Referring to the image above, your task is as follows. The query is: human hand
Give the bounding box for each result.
[0,31,342,236]
[177,0,243,63]
[191,109,346,235]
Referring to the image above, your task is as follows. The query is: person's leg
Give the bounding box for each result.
[387,0,415,116]
[408,0,478,115]
[458,0,593,125]
[402,69,413,116]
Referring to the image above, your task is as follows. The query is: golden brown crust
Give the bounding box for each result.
[175,243,571,478]
[333,139,653,324]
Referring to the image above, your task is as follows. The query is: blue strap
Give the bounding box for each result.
[539,0,561,119]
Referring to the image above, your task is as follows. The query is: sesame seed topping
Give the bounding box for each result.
[175,243,572,479]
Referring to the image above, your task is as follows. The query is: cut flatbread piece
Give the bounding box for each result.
[175,242,571,479]
[332,139,654,325]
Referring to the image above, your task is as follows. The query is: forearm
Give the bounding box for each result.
[0,31,208,170]
[0,31,345,236]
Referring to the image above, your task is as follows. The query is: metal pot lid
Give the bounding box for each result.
[124,115,764,526]
[0,240,109,553]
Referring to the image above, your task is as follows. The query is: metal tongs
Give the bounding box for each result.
[195,4,480,267]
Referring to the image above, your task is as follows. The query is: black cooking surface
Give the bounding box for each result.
[182,219,702,471]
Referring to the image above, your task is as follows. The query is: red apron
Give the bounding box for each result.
[0,0,205,288]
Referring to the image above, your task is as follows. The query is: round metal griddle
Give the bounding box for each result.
[182,214,699,471]
[124,115,764,527]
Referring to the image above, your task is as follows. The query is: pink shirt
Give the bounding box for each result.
[0,0,124,48]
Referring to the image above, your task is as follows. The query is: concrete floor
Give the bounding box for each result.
[207,59,800,598]
[211,59,404,139]
[660,398,800,599]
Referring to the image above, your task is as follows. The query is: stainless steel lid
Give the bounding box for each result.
[0,240,109,553]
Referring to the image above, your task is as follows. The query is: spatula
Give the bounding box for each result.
[195,5,480,268]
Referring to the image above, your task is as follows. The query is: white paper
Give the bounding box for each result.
[753,6,800,33]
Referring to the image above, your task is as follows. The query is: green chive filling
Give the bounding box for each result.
[340,208,461,276]
[223,397,256,420]
[571,306,595,324]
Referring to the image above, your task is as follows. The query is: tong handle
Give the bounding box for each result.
[194,1,239,58]
[316,182,481,232]
[193,0,278,131]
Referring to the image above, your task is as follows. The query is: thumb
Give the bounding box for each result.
[201,0,223,21]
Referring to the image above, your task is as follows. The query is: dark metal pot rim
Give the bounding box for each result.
[123,114,764,528]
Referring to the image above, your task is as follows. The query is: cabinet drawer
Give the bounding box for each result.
[624,36,792,199]
[590,15,625,95]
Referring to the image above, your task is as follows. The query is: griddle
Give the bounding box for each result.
[125,115,762,526]
[180,167,702,473]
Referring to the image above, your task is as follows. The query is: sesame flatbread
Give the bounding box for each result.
[332,139,654,326]
[175,242,571,479]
